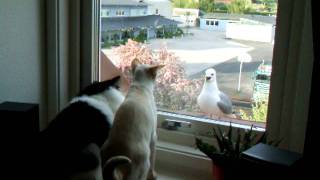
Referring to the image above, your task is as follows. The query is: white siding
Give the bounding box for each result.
[145,0,172,18]
[226,23,274,43]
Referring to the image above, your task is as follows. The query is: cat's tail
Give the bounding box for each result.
[103,156,132,180]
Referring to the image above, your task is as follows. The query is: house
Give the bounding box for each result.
[200,13,240,31]
[144,0,173,18]
[101,0,148,17]
[200,13,276,42]
[172,8,200,27]
[101,0,179,43]
[101,15,179,41]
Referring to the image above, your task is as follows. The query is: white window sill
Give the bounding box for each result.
[156,140,212,180]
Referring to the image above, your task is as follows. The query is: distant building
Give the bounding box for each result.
[200,13,276,43]
[200,13,240,31]
[101,0,179,43]
[101,0,148,17]
[144,0,172,18]
[172,8,200,27]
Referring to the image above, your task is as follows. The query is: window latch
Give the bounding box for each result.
[162,119,192,130]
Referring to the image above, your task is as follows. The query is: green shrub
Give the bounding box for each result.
[133,30,147,43]
[240,95,268,122]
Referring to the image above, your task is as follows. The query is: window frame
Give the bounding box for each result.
[46,0,100,120]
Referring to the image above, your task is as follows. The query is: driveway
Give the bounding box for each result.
[102,27,274,102]
[148,28,257,77]
[147,27,274,102]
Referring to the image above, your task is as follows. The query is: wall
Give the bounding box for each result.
[226,23,274,43]
[200,18,229,31]
[147,0,172,18]
[173,16,197,27]
[102,6,147,17]
[0,0,46,130]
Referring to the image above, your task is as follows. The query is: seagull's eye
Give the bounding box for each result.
[211,73,214,76]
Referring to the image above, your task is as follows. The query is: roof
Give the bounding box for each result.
[101,0,148,6]
[202,13,276,25]
[101,15,180,31]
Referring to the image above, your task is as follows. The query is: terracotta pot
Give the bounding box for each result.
[212,163,224,180]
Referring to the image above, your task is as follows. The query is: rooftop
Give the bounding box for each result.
[101,0,148,6]
[101,15,180,31]
[202,13,276,25]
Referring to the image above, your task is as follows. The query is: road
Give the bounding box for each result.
[148,27,274,102]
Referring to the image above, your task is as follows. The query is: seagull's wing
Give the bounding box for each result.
[217,91,233,114]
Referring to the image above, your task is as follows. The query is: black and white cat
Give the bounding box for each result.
[38,76,124,180]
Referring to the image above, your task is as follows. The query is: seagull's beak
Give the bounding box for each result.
[206,76,211,81]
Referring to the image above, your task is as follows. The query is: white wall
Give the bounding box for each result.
[145,0,172,18]
[226,23,274,43]
[173,16,197,27]
[200,18,229,31]
[0,0,46,129]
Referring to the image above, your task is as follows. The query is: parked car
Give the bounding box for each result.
[252,61,272,102]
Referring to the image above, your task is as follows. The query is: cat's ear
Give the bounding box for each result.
[147,64,165,79]
[131,58,140,73]
[109,76,121,84]
[108,76,122,90]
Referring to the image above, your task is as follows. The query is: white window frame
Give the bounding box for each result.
[46,0,100,120]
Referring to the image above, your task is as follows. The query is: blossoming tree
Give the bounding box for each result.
[112,39,202,113]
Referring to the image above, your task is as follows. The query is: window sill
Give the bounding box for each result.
[156,140,212,180]
[157,110,265,136]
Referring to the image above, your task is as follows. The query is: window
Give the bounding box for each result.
[116,10,124,16]
[101,9,109,17]
[99,0,281,139]
[155,8,159,15]
[99,0,312,156]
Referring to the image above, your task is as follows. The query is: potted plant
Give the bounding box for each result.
[195,123,280,180]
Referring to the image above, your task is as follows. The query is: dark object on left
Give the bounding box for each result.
[0,101,39,179]
[0,101,39,137]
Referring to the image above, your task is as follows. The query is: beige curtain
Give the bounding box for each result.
[267,0,313,153]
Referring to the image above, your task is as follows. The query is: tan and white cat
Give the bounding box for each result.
[101,59,163,180]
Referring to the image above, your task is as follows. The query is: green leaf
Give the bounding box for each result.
[195,137,219,157]
[212,128,224,153]
[235,128,241,158]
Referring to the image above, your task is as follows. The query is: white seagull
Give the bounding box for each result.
[197,68,235,119]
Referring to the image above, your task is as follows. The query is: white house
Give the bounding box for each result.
[200,13,276,43]
[172,8,199,27]
[144,0,172,18]
[226,20,275,43]
[200,13,241,31]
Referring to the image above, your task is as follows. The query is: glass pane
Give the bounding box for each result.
[100,0,278,124]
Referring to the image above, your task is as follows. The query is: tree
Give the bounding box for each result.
[112,39,202,112]
[227,0,252,14]
[173,0,199,9]
[199,0,215,13]
[254,0,277,13]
